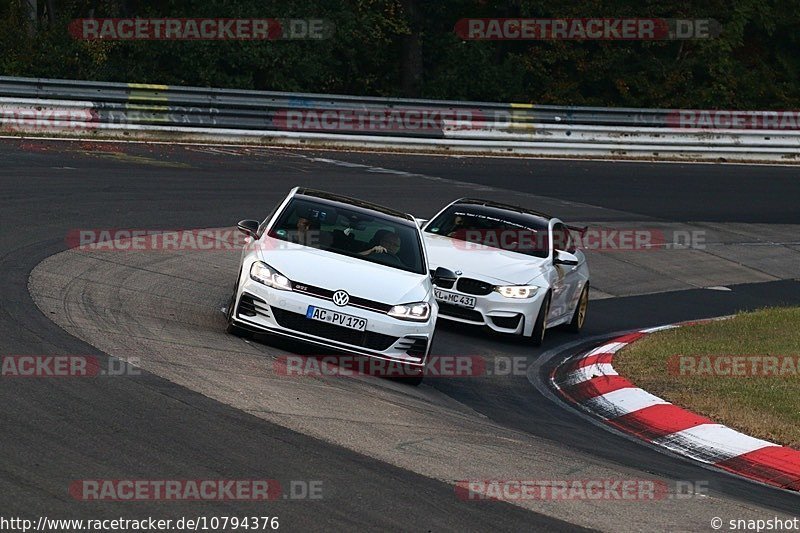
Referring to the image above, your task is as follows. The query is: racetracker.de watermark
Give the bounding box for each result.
[274,108,491,132]
[68,228,251,252]
[0,106,97,132]
[275,355,530,378]
[454,18,720,40]
[447,228,706,253]
[667,110,800,130]
[69,479,323,501]
[669,355,800,377]
[455,479,708,501]
[0,356,139,377]
[68,18,333,40]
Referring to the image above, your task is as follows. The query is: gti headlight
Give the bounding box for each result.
[494,285,539,299]
[388,302,430,321]
[250,261,292,291]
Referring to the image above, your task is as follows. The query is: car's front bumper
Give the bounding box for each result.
[434,286,547,337]
[232,278,435,366]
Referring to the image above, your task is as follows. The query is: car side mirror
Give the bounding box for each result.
[237,219,260,238]
[554,250,579,266]
[431,266,457,284]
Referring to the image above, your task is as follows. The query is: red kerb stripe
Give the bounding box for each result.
[715,446,800,490]
[607,404,713,441]
[563,376,635,403]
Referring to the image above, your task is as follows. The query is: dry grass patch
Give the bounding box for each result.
[614,307,800,448]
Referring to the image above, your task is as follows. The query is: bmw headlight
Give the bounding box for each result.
[494,285,539,299]
[388,302,430,321]
[250,261,292,291]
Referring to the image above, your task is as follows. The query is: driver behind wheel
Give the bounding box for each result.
[360,231,401,259]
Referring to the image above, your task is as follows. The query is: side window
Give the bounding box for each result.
[552,223,577,253]
[552,223,568,252]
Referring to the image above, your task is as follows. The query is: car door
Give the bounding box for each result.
[549,222,584,320]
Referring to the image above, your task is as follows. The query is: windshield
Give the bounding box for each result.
[267,197,426,275]
[424,205,550,258]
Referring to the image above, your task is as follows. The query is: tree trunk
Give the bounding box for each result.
[45,0,56,24]
[25,0,38,35]
[400,0,422,97]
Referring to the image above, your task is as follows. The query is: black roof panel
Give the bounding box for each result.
[295,188,415,224]
[450,198,552,228]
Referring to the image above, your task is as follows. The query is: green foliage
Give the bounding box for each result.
[1,0,798,108]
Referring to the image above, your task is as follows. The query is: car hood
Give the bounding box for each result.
[257,237,429,304]
[423,233,549,285]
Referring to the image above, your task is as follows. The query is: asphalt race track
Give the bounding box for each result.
[2,138,800,531]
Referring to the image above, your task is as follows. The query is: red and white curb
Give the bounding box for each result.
[551,324,800,491]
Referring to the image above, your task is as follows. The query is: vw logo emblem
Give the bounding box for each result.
[332,290,350,307]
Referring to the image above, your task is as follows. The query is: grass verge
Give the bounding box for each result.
[614,307,800,448]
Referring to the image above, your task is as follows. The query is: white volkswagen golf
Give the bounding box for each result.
[421,199,590,346]
[225,188,451,380]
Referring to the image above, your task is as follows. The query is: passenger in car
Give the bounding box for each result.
[290,217,329,248]
[289,217,312,245]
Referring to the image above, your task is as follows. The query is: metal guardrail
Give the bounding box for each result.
[0,76,798,161]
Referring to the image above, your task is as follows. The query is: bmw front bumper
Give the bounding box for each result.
[434,286,548,337]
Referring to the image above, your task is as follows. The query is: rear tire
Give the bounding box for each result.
[566,284,589,333]
[529,292,551,346]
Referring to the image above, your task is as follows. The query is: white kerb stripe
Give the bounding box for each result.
[640,325,679,334]
[583,388,668,417]
[561,363,617,387]
[652,424,778,462]
[582,342,628,357]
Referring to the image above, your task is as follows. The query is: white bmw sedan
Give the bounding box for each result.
[225,188,449,378]
[421,199,590,345]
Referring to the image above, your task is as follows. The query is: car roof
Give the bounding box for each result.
[450,198,554,227]
[294,188,416,225]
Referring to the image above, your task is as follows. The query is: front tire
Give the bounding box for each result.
[566,284,589,333]
[225,283,250,338]
[399,363,424,386]
[529,292,551,346]
[404,373,424,387]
